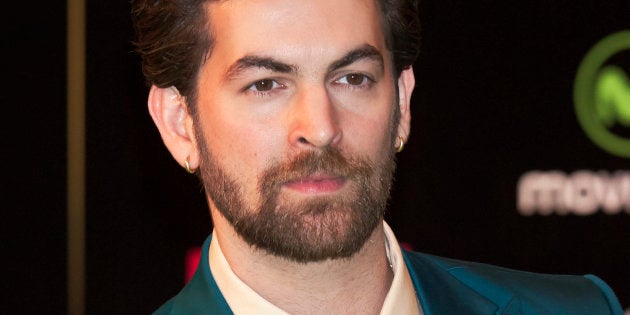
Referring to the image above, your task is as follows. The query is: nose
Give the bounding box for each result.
[287,86,342,149]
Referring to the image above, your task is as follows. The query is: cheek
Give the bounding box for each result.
[342,110,394,161]
[340,94,397,159]
[333,86,398,159]
[196,96,285,186]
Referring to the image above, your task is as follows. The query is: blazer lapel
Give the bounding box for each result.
[403,250,521,315]
[165,235,233,315]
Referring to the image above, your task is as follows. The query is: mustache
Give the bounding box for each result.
[258,148,372,192]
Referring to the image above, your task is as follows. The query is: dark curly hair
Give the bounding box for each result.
[131,0,421,112]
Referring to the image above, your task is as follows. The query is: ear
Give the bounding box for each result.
[396,66,415,144]
[148,85,200,171]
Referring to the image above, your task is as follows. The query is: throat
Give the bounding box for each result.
[237,228,394,314]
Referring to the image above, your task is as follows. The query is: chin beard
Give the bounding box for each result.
[199,147,397,263]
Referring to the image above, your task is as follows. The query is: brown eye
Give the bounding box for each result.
[346,74,366,85]
[253,79,275,91]
[338,73,369,86]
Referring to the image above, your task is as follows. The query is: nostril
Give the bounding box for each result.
[298,137,309,144]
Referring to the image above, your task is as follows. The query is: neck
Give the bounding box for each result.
[211,207,393,315]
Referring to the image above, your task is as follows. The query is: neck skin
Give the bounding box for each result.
[209,204,394,315]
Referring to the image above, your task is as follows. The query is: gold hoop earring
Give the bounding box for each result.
[396,136,405,153]
[184,156,195,174]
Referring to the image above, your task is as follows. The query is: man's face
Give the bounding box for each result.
[193,0,404,262]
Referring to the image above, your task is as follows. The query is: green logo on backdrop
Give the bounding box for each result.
[574,30,630,158]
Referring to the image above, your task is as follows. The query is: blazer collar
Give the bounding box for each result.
[166,235,233,315]
[403,250,520,315]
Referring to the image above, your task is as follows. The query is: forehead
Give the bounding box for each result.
[205,0,387,71]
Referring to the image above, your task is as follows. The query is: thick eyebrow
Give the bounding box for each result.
[223,44,384,81]
[328,44,384,73]
[224,56,297,81]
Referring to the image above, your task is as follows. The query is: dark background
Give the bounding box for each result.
[5,1,68,314]
[7,0,630,313]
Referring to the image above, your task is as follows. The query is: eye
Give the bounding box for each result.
[346,74,367,85]
[248,79,283,92]
[335,73,372,87]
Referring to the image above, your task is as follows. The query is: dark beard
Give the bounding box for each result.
[197,143,397,263]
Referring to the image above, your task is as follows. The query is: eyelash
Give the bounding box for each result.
[244,79,286,97]
[333,73,375,90]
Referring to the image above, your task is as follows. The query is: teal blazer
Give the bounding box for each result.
[154,235,623,314]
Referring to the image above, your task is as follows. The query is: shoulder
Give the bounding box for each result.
[403,250,624,314]
[151,234,233,315]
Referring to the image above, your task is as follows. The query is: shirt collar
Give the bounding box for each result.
[209,221,422,315]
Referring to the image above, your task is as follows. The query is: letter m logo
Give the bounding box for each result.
[595,65,630,128]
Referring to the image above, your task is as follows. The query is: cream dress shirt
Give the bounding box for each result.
[208,221,423,315]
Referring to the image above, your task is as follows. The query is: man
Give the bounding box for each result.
[131,0,623,314]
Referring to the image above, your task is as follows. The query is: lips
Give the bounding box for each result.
[283,174,347,194]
